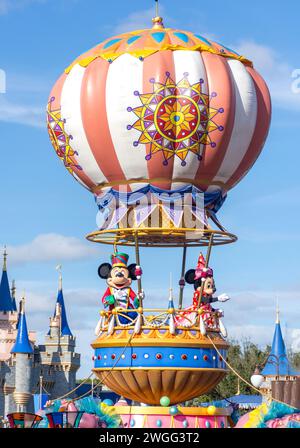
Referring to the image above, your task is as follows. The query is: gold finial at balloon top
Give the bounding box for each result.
[3,246,7,272]
[152,0,164,29]
[56,264,62,291]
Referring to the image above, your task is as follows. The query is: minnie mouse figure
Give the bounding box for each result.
[98,252,139,324]
[185,253,230,307]
[184,253,230,328]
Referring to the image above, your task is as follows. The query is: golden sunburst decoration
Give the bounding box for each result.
[127,72,224,166]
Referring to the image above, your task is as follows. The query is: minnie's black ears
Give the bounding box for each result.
[98,263,112,279]
[127,263,137,281]
[184,269,196,285]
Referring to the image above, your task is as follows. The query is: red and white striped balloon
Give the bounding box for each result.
[47,25,271,196]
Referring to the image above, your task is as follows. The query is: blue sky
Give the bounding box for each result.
[0,0,300,376]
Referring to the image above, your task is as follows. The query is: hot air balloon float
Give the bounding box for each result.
[47,1,271,429]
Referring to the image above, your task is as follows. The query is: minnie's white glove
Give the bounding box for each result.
[218,293,230,302]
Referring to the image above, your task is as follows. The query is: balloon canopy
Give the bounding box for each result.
[47,15,271,246]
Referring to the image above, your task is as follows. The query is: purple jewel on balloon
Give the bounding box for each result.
[134,90,139,96]
[127,125,132,130]
[219,125,224,131]
[181,160,187,167]
[149,78,155,83]
[200,78,204,84]
[127,107,132,112]
[183,72,189,77]
[219,108,224,113]
[211,92,217,98]
[50,96,55,102]
[163,160,168,166]
[166,71,170,77]
[211,142,216,148]
[145,154,151,161]
[198,155,203,161]
[133,141,139,147]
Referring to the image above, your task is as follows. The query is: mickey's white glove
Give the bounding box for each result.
[218,293,230,302]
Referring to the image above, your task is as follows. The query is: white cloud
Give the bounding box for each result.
[112,7,156,35]
[111,5,176,35]
[0,97,44,127]
[4,233,98,264]
[236,40,300,111]
[18,285,99,377]
[0,0,46,15]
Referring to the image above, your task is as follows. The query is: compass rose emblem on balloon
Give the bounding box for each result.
[128,72,224,166]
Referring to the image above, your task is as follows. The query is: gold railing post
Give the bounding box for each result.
[134,232,143,307]
[178,245,187,309]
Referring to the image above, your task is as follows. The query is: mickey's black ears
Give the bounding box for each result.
[184,269,196,284]
[127,263,137,281]
[98,263,112,279]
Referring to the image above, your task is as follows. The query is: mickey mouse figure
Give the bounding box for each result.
[185,253,230,314]
[98,252,139,324]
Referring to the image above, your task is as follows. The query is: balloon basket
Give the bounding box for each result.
[114,405,232,429]
[92,316,229,405]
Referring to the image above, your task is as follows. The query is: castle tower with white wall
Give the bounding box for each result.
[11,298,34,412]
[0,250,81,419]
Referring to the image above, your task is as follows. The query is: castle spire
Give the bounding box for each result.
[3,246,7,271]
[0,248,16,312]
[261,305,298,377]
[276,299,280,324]
[11,279,17,312]
[11,297,33,354]
[50,266,72,336]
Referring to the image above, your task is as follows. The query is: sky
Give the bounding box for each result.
[0,0,300,377]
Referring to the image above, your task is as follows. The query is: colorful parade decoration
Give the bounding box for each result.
[47,1,272,428]
[38,397,121,428]
[7,413,43,429]
[235,402,300,429]
[116,404,231,429]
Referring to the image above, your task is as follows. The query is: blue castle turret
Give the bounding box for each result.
[48,269,72,336]
[0,248,17,312]
[11,298,33,355]
[56,271,72,336]
[262,305,299,377]
[11,298,33,413]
